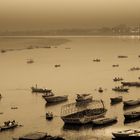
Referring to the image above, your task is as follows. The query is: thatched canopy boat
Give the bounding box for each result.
[61,100,107,124]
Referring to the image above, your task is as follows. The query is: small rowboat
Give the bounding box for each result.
[46,112,53,120]
[92,116,117,125]
[0,122,18,131]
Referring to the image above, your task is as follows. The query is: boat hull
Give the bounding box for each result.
[0,123,18,131]
[61,108,107,124]
[92,117,117,125]
[45,95,68,103]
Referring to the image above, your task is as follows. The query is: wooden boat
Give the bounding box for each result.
[11,107,18,109]
[92,116,117,125]
[61,100,107,124]
[31,85,52,93]
[1,49,6,53]
[118,55,128,58]
[112,129,140,139]
[54,64,61,68]
[0,121,18,131]
[76,94,93,103]
[113,77,123,82]
[44,95,68,103]
[124,111,140,120]
[93,59,100,62]
[27,59,34,64]
[112,86,129,92]
[112,64,119,67]
[110,96,123,104]
[98,87,103,93]
[121,81,140,87]
[46,112,53,120]
[130,67,140,71]
[0,94,2,99]
[123,99,140,107]
[42,92,54,98]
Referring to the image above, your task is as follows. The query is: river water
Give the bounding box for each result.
[0,36,140,140]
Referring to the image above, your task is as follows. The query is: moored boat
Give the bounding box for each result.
[118,55,128,58]
[27,59,34,64]
[31,85,52,93]
[0,120,18,131]
[46,112,53,120]
[112,86,129,92]
[54,64,61,68]
[98,87,103,93]
[61,100,107,124]
[113,77,123,82]
[92,116,117,125]
[112,64,119,67]
[44,95,68,103]
[112,129,140,139]
[110,96,123,105]
[93,59,100,62]
[76,93,93,103]
[121,81,140,87]
[123,99,140,108]
[124,111,140,120]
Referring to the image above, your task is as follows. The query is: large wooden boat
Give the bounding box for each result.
[61,100,107,124]
[44,95,68,103]
[123,99,140,107]
[92,116,117,125]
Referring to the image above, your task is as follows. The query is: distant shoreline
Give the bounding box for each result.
[0,35,140,38]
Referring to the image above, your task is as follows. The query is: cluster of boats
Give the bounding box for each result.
[30,84,140,139]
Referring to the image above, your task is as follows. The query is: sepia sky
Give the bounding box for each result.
[0,0,140,30]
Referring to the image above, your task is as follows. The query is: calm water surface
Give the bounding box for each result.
[0,36,140,140]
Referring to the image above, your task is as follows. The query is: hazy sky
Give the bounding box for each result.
[0,0,140,30]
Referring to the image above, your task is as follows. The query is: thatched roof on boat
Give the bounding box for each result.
[61,100,105,117]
